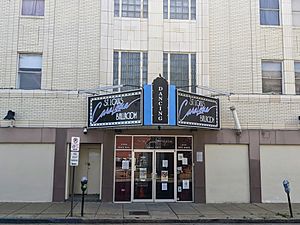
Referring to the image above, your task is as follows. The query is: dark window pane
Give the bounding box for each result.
[142,53,148,85]
[114,0,120,16]
[262,78,282,94]
[19,72,41,90]
[163,53,168,80]
[191,54,196,92]
[170,54,189,91]
[22,0,44,16]
[113,52,119,86]
[260,0,279,9]
[260,10,280,25]
[121,52,141,90]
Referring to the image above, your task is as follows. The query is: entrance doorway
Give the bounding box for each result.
[114,135,193,202]
[71,144,102,200]
[133,150,175,202]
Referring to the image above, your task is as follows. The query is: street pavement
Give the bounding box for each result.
[0,202,300,223]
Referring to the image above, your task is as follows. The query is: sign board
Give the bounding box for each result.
[70,152,80,166]
[70,136,80,166]
[152,76,168,124]
[88,90,143,128]
[177,90,220,129]
[71,137,80,151]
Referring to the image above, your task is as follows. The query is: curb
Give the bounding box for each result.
[1,218,300,224]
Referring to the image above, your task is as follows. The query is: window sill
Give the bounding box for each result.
[164,18,197,22]
[19,15,44,20]
[260,25,282,29]
[114,17,148,20]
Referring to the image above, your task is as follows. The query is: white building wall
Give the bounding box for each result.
[0,144,55,202]
[205,144,250,203]
[260,145,300,203]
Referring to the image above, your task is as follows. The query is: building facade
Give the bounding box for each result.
[0,0,300,203]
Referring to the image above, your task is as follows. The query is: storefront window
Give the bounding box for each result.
[114,135,193,202]
[133,136,175,149]
[177,151,193,201]
[114,150,132,201]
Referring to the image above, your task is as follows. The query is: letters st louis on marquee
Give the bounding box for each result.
[88,76,220,129]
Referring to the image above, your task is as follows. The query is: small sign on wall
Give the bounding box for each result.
[70,136,80,167]
[196,152,203,162]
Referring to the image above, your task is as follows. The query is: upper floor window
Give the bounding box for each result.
[114,0,148,18]
[163,53,196,92]
[292,0,300,26]
[262,61,282,94]
[164,0,196,20]
[113,51,148,91]
[295,62,300,94]
[260,0,280,25]
[21,0,45,16]
[18,54,42,90]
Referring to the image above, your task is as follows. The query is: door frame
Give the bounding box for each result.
[132,149,176,202]
[65,144,103,200]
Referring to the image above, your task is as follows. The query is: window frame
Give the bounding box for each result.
[17,53,42,90]
[21,0,45,17]
[163,52,197,92]
[292,0,300,26]
[114,0,148,18]
[259,0,280,26]
[113,51,148,91]
[295,62,300,95]
[261,60,283,94]
[164,0,196,20]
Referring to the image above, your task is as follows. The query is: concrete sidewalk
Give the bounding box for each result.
[0,202,300,223]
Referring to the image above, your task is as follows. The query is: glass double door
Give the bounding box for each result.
[133,151,175,201]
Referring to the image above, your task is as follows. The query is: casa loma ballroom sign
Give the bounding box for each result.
[177,90,220,129]
[88,90,142,128]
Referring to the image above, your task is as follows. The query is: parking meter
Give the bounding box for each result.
[80,176,88,217]
[81,176,88,192]
[283,180,290,193]
[283,179,293,218]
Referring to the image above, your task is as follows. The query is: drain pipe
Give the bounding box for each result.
[230,106,242,135]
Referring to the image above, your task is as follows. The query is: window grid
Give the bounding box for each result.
[262,61,282,94]
[114,0,148,18]
[113,51,147,92]
[18,54,42,90]
[163,53,196,92]
[295,62,300,94]
[164,0,196,20]
[260,0,280,25]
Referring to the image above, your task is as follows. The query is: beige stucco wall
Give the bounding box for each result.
[205,144,250,203]
[260,145,300,203]
[0,144,55,202]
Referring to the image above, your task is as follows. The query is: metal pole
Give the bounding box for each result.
[287,192,293,218]
[70,167,75,217]
[81,189,85,217]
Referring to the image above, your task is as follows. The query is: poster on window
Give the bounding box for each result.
[183,180,190,189]
[161,170,168,182]
[122,160,129,170]
[162,160,168,168]
[178,153,183,161]
[162,183,168,191]
[140,168,147,181]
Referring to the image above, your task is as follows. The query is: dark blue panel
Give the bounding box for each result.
[143,85,152,125]
[169,85,176,125]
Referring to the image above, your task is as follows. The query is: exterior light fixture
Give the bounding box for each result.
[3,110,15,127]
